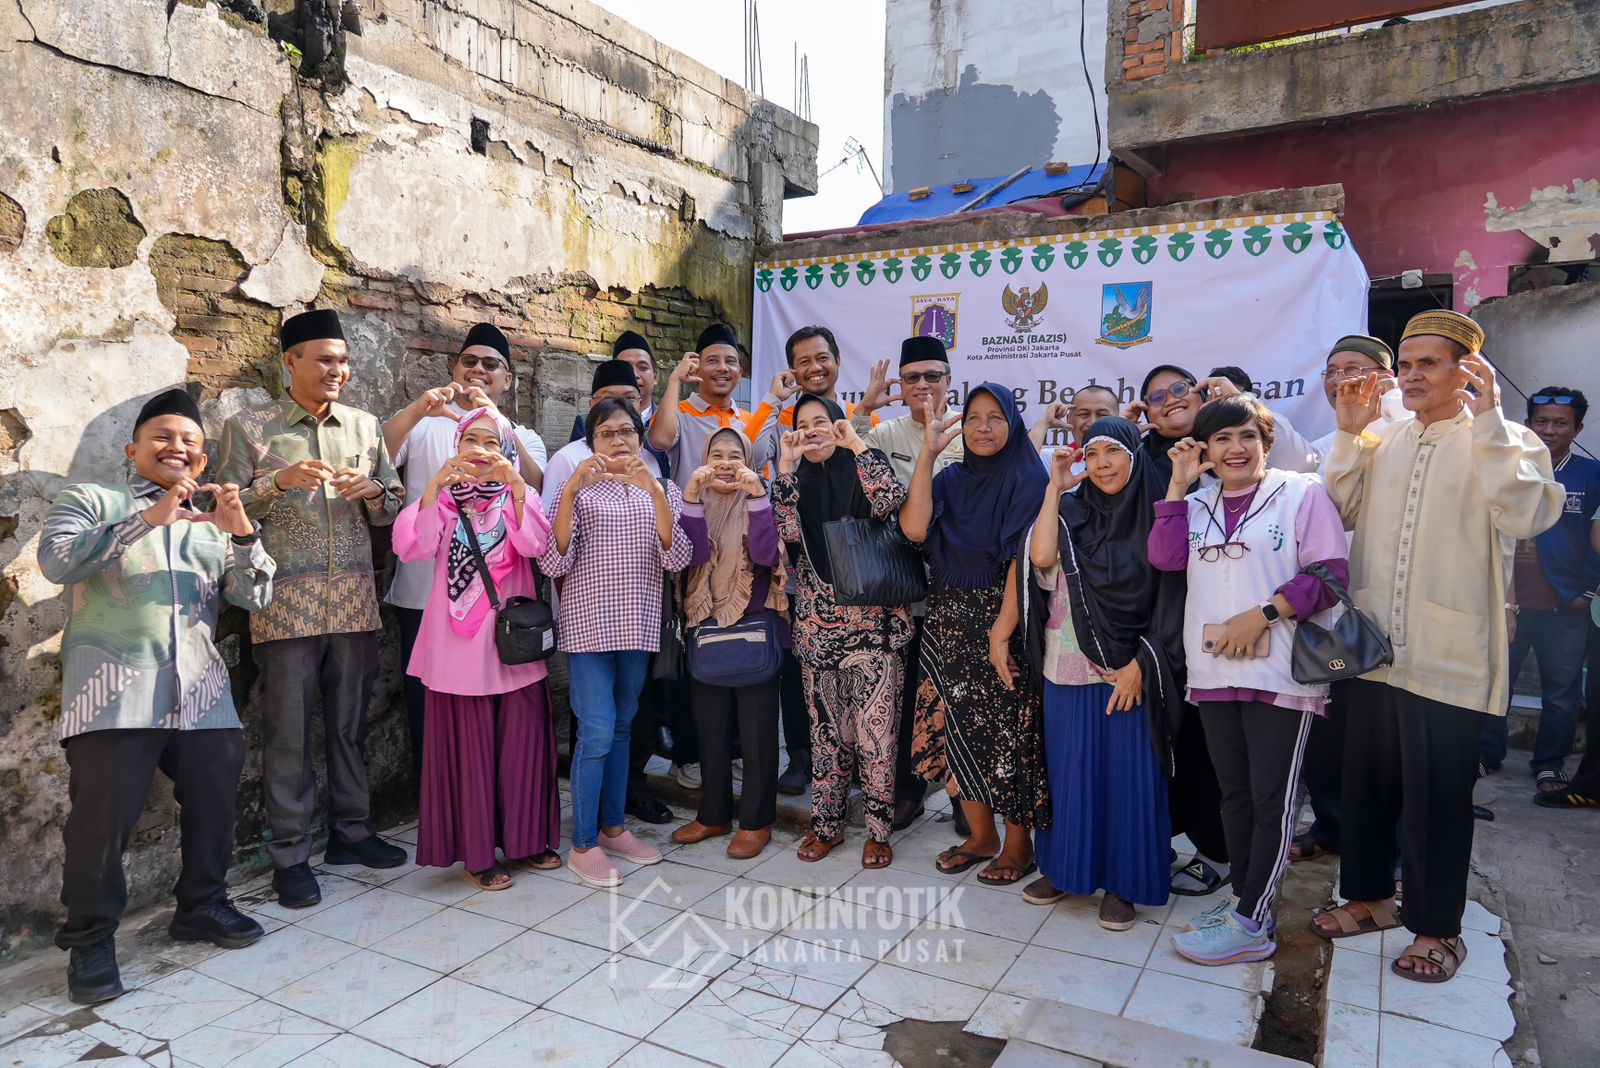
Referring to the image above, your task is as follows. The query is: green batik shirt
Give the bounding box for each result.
[39,479,276,739]
[218,398,403,642]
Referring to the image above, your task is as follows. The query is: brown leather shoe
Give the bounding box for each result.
[727,827,771,859]
[671,820,731,845]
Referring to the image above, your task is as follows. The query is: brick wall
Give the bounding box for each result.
[1118,0,1185,83]
[148,235,283,394]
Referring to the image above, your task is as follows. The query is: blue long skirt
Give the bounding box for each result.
[1034,681,1171,906]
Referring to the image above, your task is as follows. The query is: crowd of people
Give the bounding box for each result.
[41,300,1598,1007]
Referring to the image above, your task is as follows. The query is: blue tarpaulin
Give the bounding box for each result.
[856,163,1108,226]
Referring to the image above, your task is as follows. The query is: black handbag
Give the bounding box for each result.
[1290,562,1393,685]
[653,567,683,680]
[822,514,928,607]
[462,513,557,665]
[687,609,783,688]
[652,477,683,680]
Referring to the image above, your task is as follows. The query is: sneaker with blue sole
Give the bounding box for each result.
[1171,912,1276,966]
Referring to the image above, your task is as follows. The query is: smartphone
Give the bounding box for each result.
[1202,624,1270,658]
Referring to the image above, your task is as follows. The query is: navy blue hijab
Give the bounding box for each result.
[926,384,1049,589]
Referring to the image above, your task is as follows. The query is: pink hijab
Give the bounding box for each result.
[440,408,519,636]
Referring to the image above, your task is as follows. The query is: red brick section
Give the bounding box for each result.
[148,234,283,393]
[1121,0,1186,83]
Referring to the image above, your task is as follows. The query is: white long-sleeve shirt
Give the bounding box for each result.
[1325,406,1563,715]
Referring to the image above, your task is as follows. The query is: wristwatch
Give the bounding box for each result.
[1260,602,1282,626]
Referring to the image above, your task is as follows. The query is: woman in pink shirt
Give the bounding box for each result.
[392,408,558,891]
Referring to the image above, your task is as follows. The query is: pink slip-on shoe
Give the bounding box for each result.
[598,829,663,866]
[568,846,622,888]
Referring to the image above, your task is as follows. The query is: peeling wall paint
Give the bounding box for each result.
[884,0,1109,192]
[0,0,817,961]
[1147,82,1600,312]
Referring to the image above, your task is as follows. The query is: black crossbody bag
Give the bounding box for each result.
[462,515,557,665]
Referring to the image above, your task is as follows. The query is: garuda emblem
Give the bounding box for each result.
[1001,283,1048,331]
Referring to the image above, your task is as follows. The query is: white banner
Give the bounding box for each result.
[753,211,1370,442]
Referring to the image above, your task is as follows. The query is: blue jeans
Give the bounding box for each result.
[568,651,652,848]
[1479,608,1588,775]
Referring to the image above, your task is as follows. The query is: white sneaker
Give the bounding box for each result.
[673,763,702,790]
[731,759,744,782]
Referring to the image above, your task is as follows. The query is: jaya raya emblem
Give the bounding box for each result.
[1001,282,1048,331]
[1095,281,1153,348]
[911,294,959,350]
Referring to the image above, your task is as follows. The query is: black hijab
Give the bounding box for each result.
[927,384,1049,589]
[793,394,870,584]
[1025,416,1186,771]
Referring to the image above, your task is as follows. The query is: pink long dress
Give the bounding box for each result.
[392,492,560,871]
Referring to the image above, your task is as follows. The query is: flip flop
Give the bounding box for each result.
[1170,859,1229,897]
[935,848,995,875]
[977,860,1037,885]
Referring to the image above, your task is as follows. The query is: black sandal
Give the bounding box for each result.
[517,850,562,871]
[977,860,1037,885]
[935,848,995,875]
[1170,858,1229,897]
[465,863,513,891]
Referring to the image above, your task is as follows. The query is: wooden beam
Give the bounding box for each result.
[1195,0,1467,51]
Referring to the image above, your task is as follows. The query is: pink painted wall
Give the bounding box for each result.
[1147,82,1600,311]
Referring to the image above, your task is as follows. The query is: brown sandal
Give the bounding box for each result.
[1311,899,1401,940]
[796,831,843,863]
[1391,936,1466,984]
[862,839,892,869]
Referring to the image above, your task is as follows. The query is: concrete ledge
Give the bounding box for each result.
[1004,998,1301,1068]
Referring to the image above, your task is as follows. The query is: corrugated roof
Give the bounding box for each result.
[856,163,1108,226]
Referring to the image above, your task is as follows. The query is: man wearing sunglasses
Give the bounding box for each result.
[1480,387,1600,795]
[382,322,550,777]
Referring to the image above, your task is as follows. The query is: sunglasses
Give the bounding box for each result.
[455,354,508,372]
[900,370,949,385]
[1145,380,1196,408]
[594,426,640,444]
[1531,394,1576,407]
[1196,542,1250,563]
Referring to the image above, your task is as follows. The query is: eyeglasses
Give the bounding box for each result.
[1322,367,1378,382]
[456,354,508,372]
[594,426,640,444]
[1145,381,1195,408]
[1196,542,1250,563]
[900,370,949,385]
[1531,394,1576,406]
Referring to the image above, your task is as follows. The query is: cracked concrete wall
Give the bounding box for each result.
[0,0,817,961]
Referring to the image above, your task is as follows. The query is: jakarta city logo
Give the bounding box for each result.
[910,294,959,350]
[1095,281,1153,348]
[1001,282,1048,331]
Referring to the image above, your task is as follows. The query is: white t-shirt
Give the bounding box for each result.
[386,415,549,611]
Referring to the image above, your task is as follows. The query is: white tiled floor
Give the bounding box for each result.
[1319,883,1518,1067]
[0,801,1518,1067]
